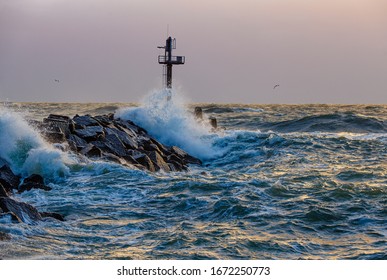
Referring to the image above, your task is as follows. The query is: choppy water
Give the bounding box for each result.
[0,95,386,259]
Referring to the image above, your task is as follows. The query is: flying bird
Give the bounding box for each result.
[54,79,60,83]
[273,84,280,89]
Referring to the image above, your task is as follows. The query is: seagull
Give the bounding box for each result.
[54,79,60,83]
[273,84,280,89]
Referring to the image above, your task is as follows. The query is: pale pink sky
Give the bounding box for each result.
[1,0,386,103]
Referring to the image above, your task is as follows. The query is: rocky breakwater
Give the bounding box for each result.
[41,113,202,172]
[0,113,202,238]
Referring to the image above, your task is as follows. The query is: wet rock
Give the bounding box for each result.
[44,131,66,143]
[73,115,100,128]
[40,212,65,221]
[0,165,21,193]
[75,126,104,141]
[80,144,102,158]
[68,134,88,151]
[0,197,42,224]
[134,154,156,172]
[105,127,138,150]
[101,153,128,166]
[170,146,202,165]
[104,133,129,157]
[93,114,114,126]
[18,174,52,193]
[43,114,72,137]
[0,183,9,197]
[148,151,170,172]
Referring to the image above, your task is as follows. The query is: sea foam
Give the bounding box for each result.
[116,89,217,159]
[0,108,73,178]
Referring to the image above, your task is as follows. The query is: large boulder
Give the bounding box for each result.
[18,174,52,193]
[0,165,21,193]
[73,115,100,128]
[0,197,42,224]
[148,151,171,172]
[75,125,104,142]
[0,183,9,197]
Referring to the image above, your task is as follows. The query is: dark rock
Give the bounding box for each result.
[0,165,21,192]
[75,125,104,141]
[101,153,128,166]
[104,133,129,157]
[43,114,71,136]
[134,154,156,172]
[80,144,102,158]
[93,114,114,126]
[18,174,52,193]
[0,183,9,197]
[0,197,42,224]
[169,160,185,172]
[122,155,139,165]
[114,118,146,135]
[150,138,169,155]
[148,151,171,172]
[40,212,65,221]
[44,131,66,143]
[67,134,88,150]
[73,115,100,127]
[170,146,202,165]
[105,127,138,149]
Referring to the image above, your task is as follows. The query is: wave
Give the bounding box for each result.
[0,108,74,179]
[115,89,219,160]
[262,113,386,133]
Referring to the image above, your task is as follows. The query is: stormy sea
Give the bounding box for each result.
[0,91,386,260]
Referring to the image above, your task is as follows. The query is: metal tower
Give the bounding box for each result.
[158,36,185,89]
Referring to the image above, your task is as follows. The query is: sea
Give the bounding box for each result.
[0,90,386,260]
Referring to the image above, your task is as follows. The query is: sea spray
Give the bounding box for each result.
[116,89,218,159]
[0,108,73,178]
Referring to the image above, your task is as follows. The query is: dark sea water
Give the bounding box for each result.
[0,95,386,259]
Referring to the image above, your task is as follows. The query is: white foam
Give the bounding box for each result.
[116,89,217,159]
[0,108,73,178]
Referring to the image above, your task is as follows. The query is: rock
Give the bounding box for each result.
[0,165,21,192]
[73,115,100,128]
[170,146,202,165]
[43,114,72,137]
[104,133,129,157]
[114,118,146,135]
[18,174,52,193]
[67,134,88,150]
[0,183,9,197]
[93,114,114,126]
[80,144,102,158]
[101,153,128,166]
[105,127,138,150]
[134,154,156,172]
[0,197,42,224]
[75,126,104,142]
[44,131,66,143]
[148,151,171,172]
[122,155,139,165]
[150,138,169,155]
[40,212,65,221]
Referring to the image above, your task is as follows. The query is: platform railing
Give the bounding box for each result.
[158,55,185,64]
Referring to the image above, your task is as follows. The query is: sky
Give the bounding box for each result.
[1,0,386,103]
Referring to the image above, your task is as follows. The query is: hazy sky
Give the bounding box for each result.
[1,0,386,103]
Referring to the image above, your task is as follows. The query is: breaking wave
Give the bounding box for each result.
[0,108,73,178]
[116,89,218,159]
